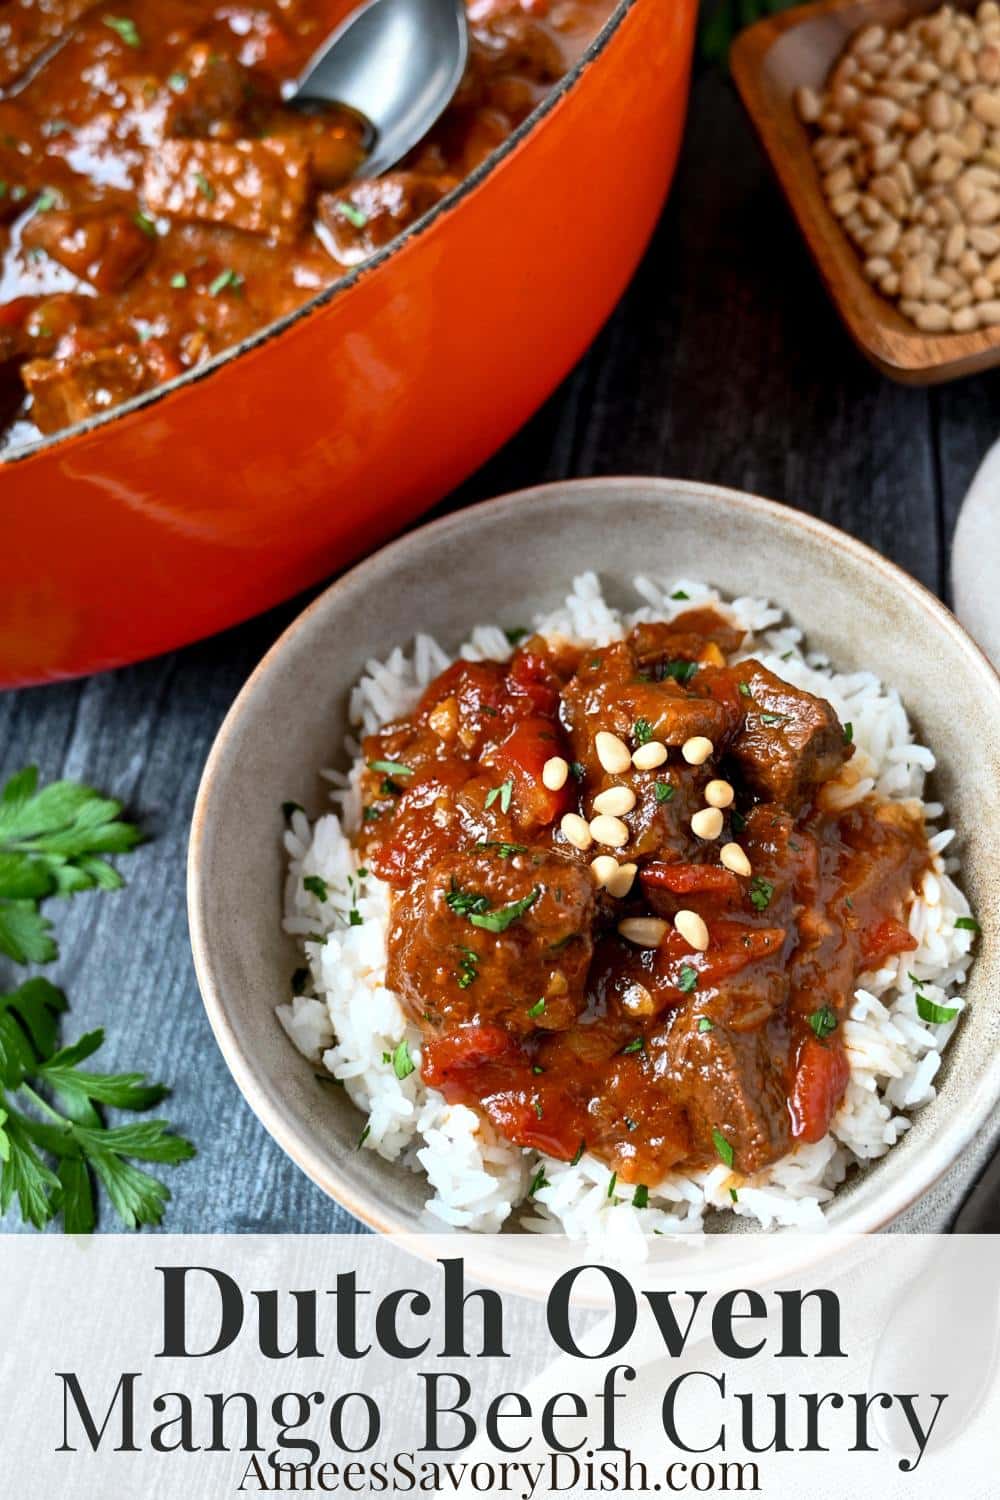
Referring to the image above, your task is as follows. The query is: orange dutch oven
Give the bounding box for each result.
[1,0,698,687]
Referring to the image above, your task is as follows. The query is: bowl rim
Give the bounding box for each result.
[3,0,639,467]
[188,475,1000,1238]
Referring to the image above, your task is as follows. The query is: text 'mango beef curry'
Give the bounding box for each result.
[0,0,616,447]
[357,611,931,1190]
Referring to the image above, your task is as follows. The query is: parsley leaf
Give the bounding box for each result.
[677,965,698,994]
[808,1004,838,1039]
[103,14,141,47]
[749,876,774,911]
[916,994,959,1025]
[391,1040,415,1080]
[955,916,980,933]
[470,886,539,933]
[527,997,546,1019]
[712,1128,734,1168]
[484,779,514,814]
[0,768,141,965]
[303,874,328,903]
[633,1183,649,1209]
[368,759,413,778]
[632,717,654,746]
[445,880,490,917]
[654,780,675,804]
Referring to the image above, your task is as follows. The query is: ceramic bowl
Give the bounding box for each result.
[0,0,698,688]
[188,477,1000,1242]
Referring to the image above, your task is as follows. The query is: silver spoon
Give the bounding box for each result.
[287,0,469,179]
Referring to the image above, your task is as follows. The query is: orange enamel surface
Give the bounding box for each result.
[0,0,697,687]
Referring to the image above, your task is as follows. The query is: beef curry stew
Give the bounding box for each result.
[0,0,617,447]
[357,610,931,1188]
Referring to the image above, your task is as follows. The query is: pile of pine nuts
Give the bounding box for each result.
[796,2,1000,333]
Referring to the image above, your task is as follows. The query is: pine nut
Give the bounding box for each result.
[590,855,619,888]
[674,909,710,953]
[796,85,823,123]
[593,785,636,817]
[914,302,952,329]
[560,813,592,851]
[542,756,569,791]
[704,779,735,809]
[618,917,668,949]
[606,862,638,900]
[595,731,631,775]
[691,807,725,840]
[720,842,753,877]
[632,740,668,770]
[978,297,1000,322]
[681,736,714,766]
[590,814,629,848]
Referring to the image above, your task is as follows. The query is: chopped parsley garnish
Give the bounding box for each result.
[808,1004,838,1040]
[697,1016,714,1033]
[291,966,309,993]
[532,1065,544,1075]
[712,1128,734,1168]
[475,840,526,859]
[533,1099,543,1119]
[955,916,980,933]
[170,271,188,289]
[624,1116,637,1131]
[368,759,413,778]
[34,190,57,213]
[842,721,854,745]
[303,874,328,902]
[282,800,304,820]
[193,171,215,201]
[749,876,774,911]
[738,681,751,697]
[133,210,157,237]
[208,267,241,296]
[570,1139,585,1165]
[484,779,514,814]
[167,70,188,91]
[607,1172,617,1198]
[504,626,528,646]
[633,717,654,746]
[677,965,698,994]
[357,1122,371,1148]
[621,1036,645,1055]
[103,14,141,47]
[570,761,585,782]
[916,994,959,1025]
[731,808,747,834]
[633,1184,649,1209]
[334,199,367,228]
[348,908,363,927]
[392,1040,415,1079]
[844,895,854,912]
[444,880,490,917]
[527,997,546,1018]
[362,806,381,823]
[671,589,690,600]
[455,947,478,989]
[659,659,698,684]
[729,1187,739,1203]
[470,886,539,933]
[528,1167,548,1196]
[759,711,789,727]
[654,780,675,804]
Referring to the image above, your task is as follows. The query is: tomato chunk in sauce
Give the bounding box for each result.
[357,610,931,1186]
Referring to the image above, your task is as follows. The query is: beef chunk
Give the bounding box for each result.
[387,847,595,1036]
[727,660,852,807]
[22,345,151,432]
[469,15,566,83]
[317,173,451,265]
[628,610,746,669]
[143,138,310,242]
[163,45,254,141]
[21,208,153,293]
[659,1006,793,1174]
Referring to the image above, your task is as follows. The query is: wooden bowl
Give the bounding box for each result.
[731,0,1000,384]
[0,0,698,689]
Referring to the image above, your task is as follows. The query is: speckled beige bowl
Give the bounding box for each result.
[188,478,1000,1240]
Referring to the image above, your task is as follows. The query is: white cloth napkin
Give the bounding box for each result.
[952,440,1000,669]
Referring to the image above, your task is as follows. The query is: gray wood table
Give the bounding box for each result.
[2,63,996,1233]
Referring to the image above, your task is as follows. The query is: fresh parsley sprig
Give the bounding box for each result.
[0,767,143,964]
[0,977,194,1230]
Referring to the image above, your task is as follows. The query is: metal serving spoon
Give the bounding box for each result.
[287,0,470,178]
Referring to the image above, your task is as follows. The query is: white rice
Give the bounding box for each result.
[277,574,976,1242]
